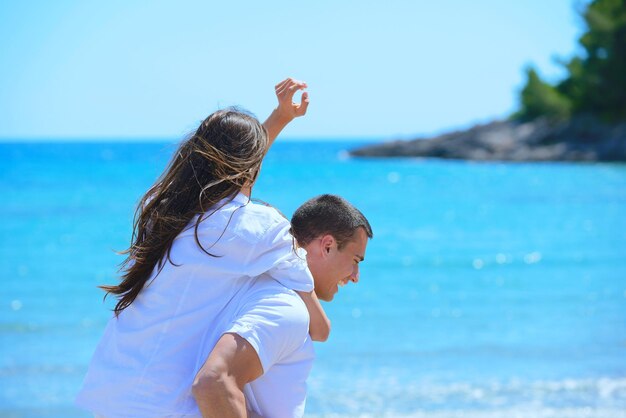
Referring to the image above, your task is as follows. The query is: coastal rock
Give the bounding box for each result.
[349,116,626,162]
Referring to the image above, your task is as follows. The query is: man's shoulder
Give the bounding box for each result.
[226,275,310,374]
[247,275,307,310]
[242,275,309,329]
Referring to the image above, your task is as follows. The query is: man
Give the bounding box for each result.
[192,194,373,418]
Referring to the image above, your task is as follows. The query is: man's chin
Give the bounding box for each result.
[316,291,334,302]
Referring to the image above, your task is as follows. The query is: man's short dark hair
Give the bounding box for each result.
[291,194,373,249]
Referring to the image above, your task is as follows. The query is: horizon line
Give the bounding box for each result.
[0,135,391,143]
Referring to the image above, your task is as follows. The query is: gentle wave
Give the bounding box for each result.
[306,408,626,418]
[308,377,626,415]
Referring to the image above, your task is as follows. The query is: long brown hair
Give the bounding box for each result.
[101,108,268,316]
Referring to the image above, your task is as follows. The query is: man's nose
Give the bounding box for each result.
[350,265,360,283]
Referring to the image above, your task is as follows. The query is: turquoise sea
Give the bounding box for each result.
[1,140,626,417]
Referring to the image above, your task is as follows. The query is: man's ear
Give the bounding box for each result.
[319,234,336,256]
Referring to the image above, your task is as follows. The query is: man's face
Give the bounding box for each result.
[312,228,369,302]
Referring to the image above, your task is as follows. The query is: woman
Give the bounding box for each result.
[76,78,329,417]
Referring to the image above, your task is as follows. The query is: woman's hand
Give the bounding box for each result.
[296,290,331,342]
[274,78,309,123]
[263,77,310,146]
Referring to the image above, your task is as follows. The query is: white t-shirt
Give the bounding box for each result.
[76,193,314,418]
[229,276,315,418]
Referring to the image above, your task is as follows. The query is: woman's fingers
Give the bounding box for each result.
[274,79,288,94]
[274,77,309,118]
[296,91,309,116]
[276,78,307,98]
[274,77,294,90]
[284,83,307,104]
[275,77,306,90]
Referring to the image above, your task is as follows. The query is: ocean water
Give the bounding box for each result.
[1,140,625,418]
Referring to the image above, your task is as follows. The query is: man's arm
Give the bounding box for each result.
[192,333,263,418]
[194,279,311,418]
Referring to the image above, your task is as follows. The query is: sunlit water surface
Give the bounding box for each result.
[1,141,625,417]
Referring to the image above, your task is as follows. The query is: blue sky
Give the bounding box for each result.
[0,1,586,140]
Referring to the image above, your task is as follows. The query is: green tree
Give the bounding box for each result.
[516,0,626,122]
[561,0,626,120]
[514,67,571,121]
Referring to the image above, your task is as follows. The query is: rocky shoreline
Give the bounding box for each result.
[349,116,626,162]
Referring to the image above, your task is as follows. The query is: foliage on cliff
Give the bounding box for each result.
[515,0,626,122]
